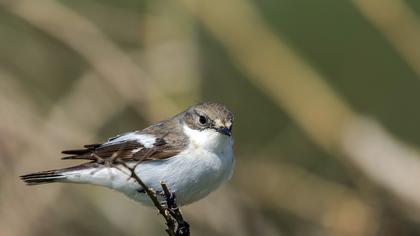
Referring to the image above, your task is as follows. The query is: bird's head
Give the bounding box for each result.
[182,102,234,151]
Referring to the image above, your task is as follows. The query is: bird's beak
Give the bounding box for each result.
[216,126,232,136]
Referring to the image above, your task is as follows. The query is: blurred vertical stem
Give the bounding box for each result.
[236,160,378,236]
[142,0,201,105]
[0,72,125,236]
[178,0,354,151]
[352,0,420,79]
[4,0,180,121]
[178,0,420,218]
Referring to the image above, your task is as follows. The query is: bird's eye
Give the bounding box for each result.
[199,115,207,125]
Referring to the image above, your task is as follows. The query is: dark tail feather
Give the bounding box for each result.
[61,155,94,160]
[20,162,98,185]
[20,169,67,185]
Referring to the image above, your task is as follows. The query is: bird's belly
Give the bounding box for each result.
[124,149,234,206]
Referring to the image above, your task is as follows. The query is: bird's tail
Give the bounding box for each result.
[20,169,66,185]
[20,164,95,185]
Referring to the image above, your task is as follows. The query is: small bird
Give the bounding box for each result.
[20,102,234,206]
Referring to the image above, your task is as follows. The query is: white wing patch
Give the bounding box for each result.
[131,148,142,153]
[107,132,156,148]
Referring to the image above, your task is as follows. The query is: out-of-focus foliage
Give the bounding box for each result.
[2,0,420,235]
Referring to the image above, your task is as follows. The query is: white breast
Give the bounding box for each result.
[127,125,235,205]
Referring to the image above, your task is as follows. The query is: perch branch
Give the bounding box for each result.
[120,162,190,236]
[161,182,190,235]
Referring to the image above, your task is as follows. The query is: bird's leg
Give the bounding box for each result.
[153,190,168,208]
[160,182,176,213]
[160,182,190,236]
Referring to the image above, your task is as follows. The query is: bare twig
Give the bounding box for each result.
[161,182,190,235]
[120,162,190,236]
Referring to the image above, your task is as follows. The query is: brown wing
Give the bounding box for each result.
[61,137,182,163]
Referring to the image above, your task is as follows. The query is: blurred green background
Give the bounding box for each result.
[2,0,420,235]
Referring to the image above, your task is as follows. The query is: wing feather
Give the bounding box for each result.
[61,133,184,163]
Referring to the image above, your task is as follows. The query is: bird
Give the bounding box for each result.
[20,102,235,206]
